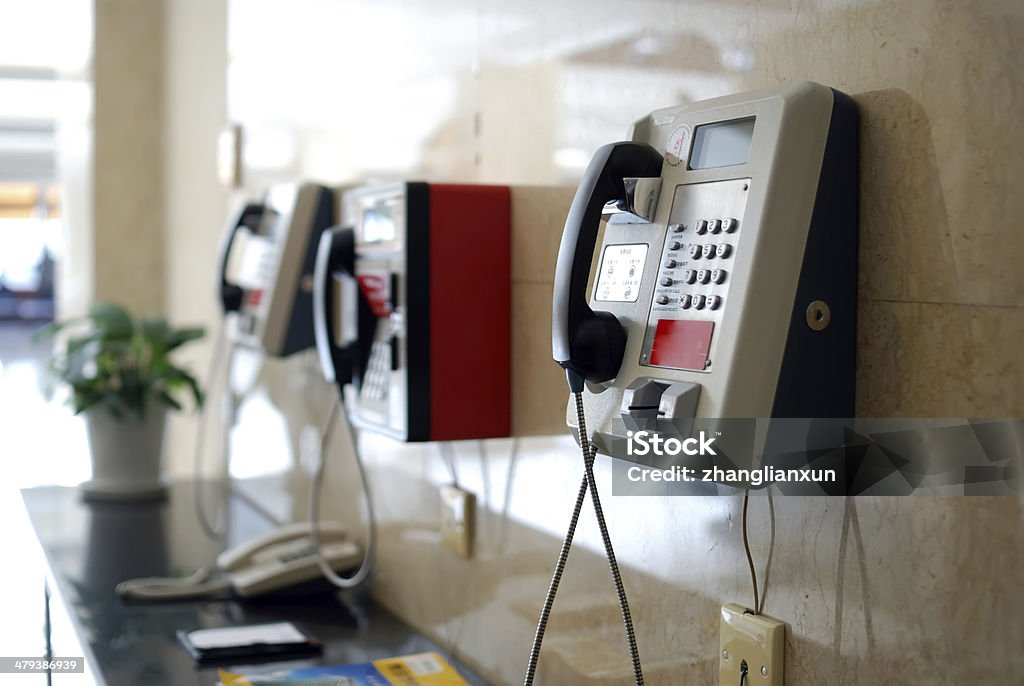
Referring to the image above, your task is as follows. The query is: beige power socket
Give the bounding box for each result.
[440,485,475,558]
[719,603,785,685]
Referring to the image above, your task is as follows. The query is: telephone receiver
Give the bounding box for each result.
[216,521,361,597]
[217,201,266,314]
[552,142,664,391]
[312,225,375,392]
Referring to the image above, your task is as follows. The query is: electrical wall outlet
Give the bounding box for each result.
[440,485,475,558]
[719,603,784,686]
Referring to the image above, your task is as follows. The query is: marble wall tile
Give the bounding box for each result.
[511,281,568,437]
[509,186,574,285]
[857,300,1024,417]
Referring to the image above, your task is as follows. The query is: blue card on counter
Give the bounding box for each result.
[177,621,322,664]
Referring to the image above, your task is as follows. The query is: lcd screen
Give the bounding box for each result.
[363,206,396,242]
[688,117,755,170]
[595,243,648,302]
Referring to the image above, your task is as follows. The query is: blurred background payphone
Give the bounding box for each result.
[315,182,512,442]
[219,182,334,357]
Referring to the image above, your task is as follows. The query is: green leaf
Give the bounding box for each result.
[41,300,206,421]
[179,370,204,408]
[88,302,133,341]
[157,390,182,411]
[165,326,205,351]
[140,317,170,352]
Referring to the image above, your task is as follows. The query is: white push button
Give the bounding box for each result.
[688,245,701,259]
[722,217,738,233]
[664,258,678,268]
[682,269,696,284]
[706,295,721,310]
[707,219,722,234]
[692,295,706,310]
[701,244,715,259]
[656,295,670,305]
[711,269,726,284]
[668,241,682,251]
[680,294,692,308]
[671,223,685,233]
[694,219,708,235]
[696,269,710,284]
[660,276,673,286]
[715,244,732,258]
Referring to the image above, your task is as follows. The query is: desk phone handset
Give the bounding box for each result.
[217,521,360,597]
[216,183,335,357]
[115,522,360,600]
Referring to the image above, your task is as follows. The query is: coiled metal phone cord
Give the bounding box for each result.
[524,391,645,686]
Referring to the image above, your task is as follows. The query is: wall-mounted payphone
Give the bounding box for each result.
[552,82,858,458]
[314,182,511,442]
[219,182,334,357]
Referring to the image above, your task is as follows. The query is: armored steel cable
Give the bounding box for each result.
[524,391,645,686]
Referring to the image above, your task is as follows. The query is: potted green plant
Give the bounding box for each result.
[36,301,205,500]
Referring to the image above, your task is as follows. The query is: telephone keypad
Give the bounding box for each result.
[654,214,741,317]
[644,179,748,371]
[361,340,392,401]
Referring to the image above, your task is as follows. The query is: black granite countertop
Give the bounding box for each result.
[21,480,486,686]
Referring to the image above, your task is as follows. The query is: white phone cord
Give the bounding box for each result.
[192,320,235,539]
[308,393,376,588]
[115,566,232,600]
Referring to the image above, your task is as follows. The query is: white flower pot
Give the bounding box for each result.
[80,406,168,501]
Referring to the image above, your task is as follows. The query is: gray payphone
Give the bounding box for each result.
[552,81,859,457]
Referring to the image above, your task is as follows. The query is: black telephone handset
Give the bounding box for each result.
[217,201,265,314]
[312,226,374,392]
[552,142,664,392]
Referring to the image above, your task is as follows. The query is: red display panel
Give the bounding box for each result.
[356,273,392,318]
[649,319,714,370]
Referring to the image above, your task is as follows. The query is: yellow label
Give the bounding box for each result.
[373,652,470,686]
[216,671,253,686]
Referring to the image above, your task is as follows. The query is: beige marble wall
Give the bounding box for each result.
[92,0,166,316]
[160,0,232,474]
[205,0,1024,684]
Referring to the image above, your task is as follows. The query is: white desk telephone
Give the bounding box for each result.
[218,521,361,597]
[116,521,362,600]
